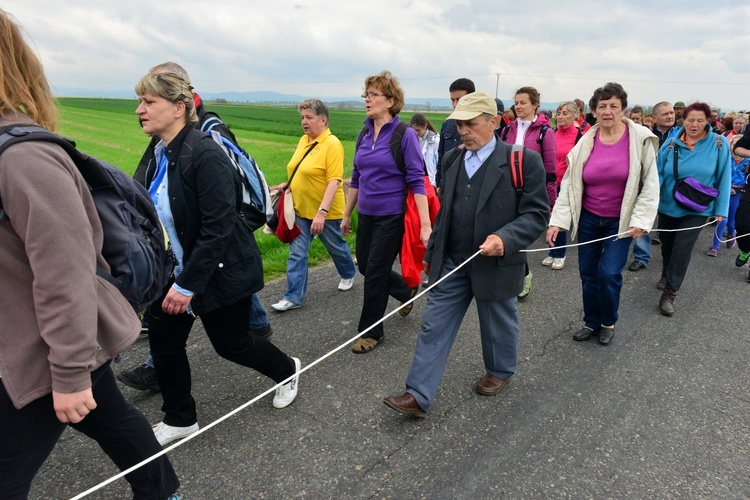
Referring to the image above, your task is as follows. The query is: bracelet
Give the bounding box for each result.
[318,207,329,213]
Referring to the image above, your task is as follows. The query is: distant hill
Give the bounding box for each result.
[54,87,573,113]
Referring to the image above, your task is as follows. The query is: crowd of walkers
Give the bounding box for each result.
[2,7,749,498]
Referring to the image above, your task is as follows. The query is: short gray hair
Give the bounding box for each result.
[298,98,329,121]
[556,101,579,118]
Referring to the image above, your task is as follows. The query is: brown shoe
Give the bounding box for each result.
[399,287,419,317]
[384,393,426,417]
[659,289,676,316]
[351,337,382,354]
[475,373,510,396]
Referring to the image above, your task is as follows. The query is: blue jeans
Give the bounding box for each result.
[249,293,269,330]
[577,209,632,330]
[549,230,568,258]
[713,191,741,248]
[283,216,356,305]
[632,233,651,265]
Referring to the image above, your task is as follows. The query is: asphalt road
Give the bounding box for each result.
[32,227,750,499]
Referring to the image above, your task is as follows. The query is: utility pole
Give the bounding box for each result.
[495,73,500,98]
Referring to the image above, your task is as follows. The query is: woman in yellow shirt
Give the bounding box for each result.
[271,99,357,311]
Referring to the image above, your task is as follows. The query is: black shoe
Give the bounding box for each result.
[116,364,160,391]
[250,324,273,339]
[573,327,597,341]
[627,260,647,272]
[736,252,750,267]
[656,275,667,290]
[598,327,616,346]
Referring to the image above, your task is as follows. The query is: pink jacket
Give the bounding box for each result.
[501,114,558,207]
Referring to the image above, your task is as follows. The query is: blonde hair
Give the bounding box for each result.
[0,9,57,130]
[134,72,198,125]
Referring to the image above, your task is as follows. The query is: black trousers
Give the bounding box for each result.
[0,363,179,500]
[735,193,750,253]
[659,213,708,292]
[147,293,295,427]
[355,213,413,341]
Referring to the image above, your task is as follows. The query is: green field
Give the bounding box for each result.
[56,98,450,280]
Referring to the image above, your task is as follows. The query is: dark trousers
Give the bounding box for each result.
[147,294,294,427]
[659,213,707,292]
[735,194,750,253]
[355,213,413,341]
[0,363,179,500]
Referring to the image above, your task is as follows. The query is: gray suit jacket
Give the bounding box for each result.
[425,141,549,301]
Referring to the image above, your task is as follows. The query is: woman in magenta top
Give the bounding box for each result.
[547,83,660,346]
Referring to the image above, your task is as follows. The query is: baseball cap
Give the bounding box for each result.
[494,98,505,114]
[674,101,686,108]
[447,92,497,120]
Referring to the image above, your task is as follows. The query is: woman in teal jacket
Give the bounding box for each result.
[657,102,732,316]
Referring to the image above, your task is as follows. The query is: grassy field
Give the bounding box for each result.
[56,98,450,280]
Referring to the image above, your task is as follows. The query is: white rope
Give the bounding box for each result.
[70,250,483,499]
[70,216,743,498]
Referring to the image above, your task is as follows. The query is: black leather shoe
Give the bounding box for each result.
[598,327,616,346]
[573,327,597,341]
[628,260,647,272]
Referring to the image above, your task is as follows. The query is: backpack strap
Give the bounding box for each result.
[389,121,410,175]
[574,126,584,145]
[501,125,510,142]
[509,144,525,196]
[537,124,549,160]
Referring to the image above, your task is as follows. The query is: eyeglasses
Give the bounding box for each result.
[361,91,387,100]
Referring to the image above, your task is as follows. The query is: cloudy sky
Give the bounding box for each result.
[5,1,750,109]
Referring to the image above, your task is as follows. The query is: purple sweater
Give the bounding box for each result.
[351,115,427,216]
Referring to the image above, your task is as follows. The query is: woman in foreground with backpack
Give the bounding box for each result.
[134,72,301,446]
[0,9,180,498]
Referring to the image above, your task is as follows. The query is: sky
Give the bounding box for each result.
[5,1,750,110]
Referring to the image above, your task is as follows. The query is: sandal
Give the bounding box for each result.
[399,287,418,317]
[351,337,381,353]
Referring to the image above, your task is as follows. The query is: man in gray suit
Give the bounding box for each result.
[384,92,549,417]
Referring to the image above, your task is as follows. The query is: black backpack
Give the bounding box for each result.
[0,125,173,312]
[355,121,427,175]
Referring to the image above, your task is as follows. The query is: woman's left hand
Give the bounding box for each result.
[628,227,645,239]
[311,212,326,236]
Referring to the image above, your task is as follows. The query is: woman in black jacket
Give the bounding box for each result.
[134,72,301,446]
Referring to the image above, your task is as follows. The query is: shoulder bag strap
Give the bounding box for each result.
[286,141,318,191]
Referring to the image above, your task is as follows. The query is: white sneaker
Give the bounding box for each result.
[273,357,301,409]
[551,257,566,270]
[541,256,554,267]
[338,277,354,291]
[152,421,199,446]
[271,299,301,312]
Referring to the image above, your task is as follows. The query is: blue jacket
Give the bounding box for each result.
[731,158,749,187]
[436,119,462,188]
[657,129,732,218]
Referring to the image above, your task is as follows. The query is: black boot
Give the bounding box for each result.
[659,289,677,316]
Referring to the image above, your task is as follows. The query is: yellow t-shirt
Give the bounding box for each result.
[287,128,345,219]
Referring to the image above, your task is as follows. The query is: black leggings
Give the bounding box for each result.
[148,293,295,427]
